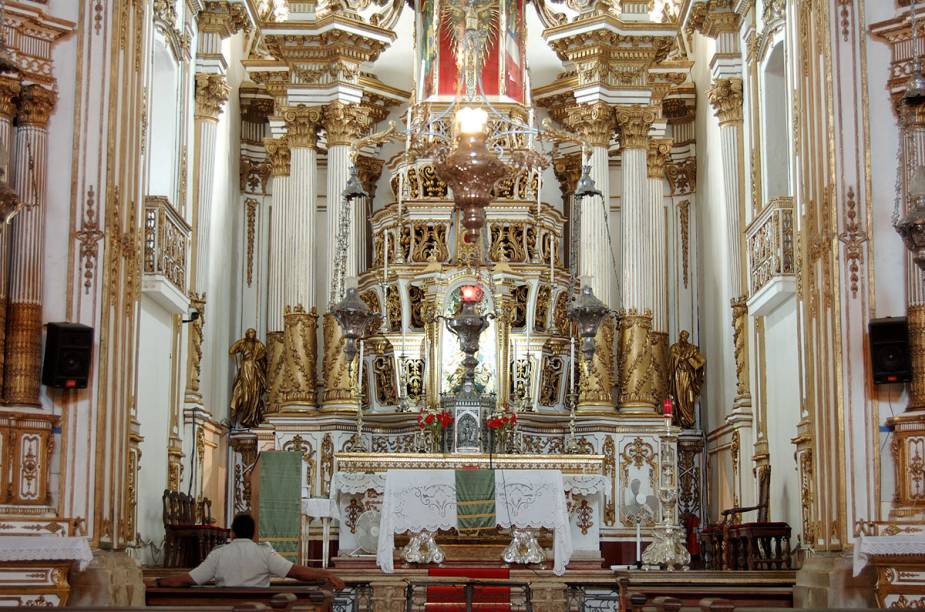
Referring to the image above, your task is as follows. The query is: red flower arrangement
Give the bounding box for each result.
[417,409,453,430]
[486,412,517,430]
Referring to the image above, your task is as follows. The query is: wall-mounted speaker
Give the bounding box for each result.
[869,317,911,385]
[42,322,93,389]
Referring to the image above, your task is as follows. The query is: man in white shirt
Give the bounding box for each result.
[149,513,345,591]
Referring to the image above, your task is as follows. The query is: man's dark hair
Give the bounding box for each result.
[231,513,256,539]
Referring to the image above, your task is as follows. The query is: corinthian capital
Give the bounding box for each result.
[615,105,657,150]
[708,78,743,126]
[282,105,322,149]
[0,76,20,121]
[17,85,56,128]
[195,73,230,121]
[566,102,615,148]
[322,101,371,147]
[264,136,291,177]
[647,138,672,179]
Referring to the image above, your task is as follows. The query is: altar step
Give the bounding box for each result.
[424,567,512,612]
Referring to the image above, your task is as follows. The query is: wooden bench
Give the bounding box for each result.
[145,586,332,611]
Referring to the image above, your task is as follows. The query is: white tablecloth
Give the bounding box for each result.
[853,534,925,576]
[301,498,338,519]
[0,536,94,570]
[376,469,573,576]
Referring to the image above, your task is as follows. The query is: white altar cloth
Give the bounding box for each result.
[376,469,573,576]
[0,536,94,570]
[853,534,925,576]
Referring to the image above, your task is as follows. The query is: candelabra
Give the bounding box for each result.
[640,425,690,570]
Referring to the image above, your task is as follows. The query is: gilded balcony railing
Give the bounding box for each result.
[746,196,795,297]
[144,195,191,293]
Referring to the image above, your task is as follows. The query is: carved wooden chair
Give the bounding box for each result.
[162,490,229,568]
[699,466,791,570]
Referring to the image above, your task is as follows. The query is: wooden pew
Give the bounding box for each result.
[145,586,332,611]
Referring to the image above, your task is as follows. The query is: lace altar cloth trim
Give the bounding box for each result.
[329,471,387,497]
[853,534,925,576]
[376,469,573,576]
[301,498,338,519]
[563,474,607,495]
[329,471,604,498]
[0,536,94,570]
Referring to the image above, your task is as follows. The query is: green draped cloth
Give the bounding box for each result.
[455,469,496,535]
[258,451,302,560]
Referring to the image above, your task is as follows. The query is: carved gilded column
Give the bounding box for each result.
[423,298,440,408]
[278,107,321,410]
[263,136,290,412]
[648,138,672,403]
[615,105,658,414]
[708,78,751,410]
[320,312,357,410]
[495,284,514,410]
[5,85,55,405]
[184,73,229,406]
[0,76,19,398]
[567,103,616,410]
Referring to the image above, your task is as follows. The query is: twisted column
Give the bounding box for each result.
[648,138,672,403]
[708,78,751,410]
[263,136,290,412]
[184,73,229,405]
[0,76,19,398]
[616,105,658,414]
[4,85,54,405]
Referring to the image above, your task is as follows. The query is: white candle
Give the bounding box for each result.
[635,517,642,561]
[550,238,555,284]
[569,336,576,395]
[383,231,389,279]
[357,340,365,399]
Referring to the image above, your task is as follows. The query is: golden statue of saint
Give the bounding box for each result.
[229,328,267,429]
[667,330,705,429]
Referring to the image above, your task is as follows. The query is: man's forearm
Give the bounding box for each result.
[156,573,196,587]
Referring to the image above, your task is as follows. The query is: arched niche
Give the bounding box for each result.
[147,31,182,201]
[440,280,497,396]
[760,40,792,201]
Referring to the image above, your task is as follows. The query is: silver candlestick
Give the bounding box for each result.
[640,426,689,570]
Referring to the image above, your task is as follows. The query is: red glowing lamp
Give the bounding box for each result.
[662,398,673,417]
[460,284,483,303]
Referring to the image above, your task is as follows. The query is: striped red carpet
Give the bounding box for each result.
[425,567,512,611]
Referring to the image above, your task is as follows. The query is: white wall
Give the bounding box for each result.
[136,297,174,564]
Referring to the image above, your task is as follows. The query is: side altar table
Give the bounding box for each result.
[329,453,606,575]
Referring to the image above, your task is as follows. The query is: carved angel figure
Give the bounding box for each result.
[667,330,705,429]
[229,328,267,429]
[441,0,500,97]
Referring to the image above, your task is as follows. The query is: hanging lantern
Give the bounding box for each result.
[568,285,609,362]
[332,287,373,365]
[436,107,510,244]
[574,164,602,201]
[342,164,367,201]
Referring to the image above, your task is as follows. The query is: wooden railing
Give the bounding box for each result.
[144,195,191,294]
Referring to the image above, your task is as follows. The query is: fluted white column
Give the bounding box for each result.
[708,78,751,409]
[648,139,671,332]
[584,144,613,305]
[264,137,291,332]
[615,105,658,414]
[0,77,17,398]
[903,104,925,410]
[4,85,53,405]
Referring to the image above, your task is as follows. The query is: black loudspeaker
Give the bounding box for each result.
[869,317,912,385]
[42,323,93,389]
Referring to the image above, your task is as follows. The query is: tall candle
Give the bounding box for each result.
[635,517,642,562]
[383,231,389,279]
[569,336,576,395]
[357,340,365,399]
[550,238,555,284]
